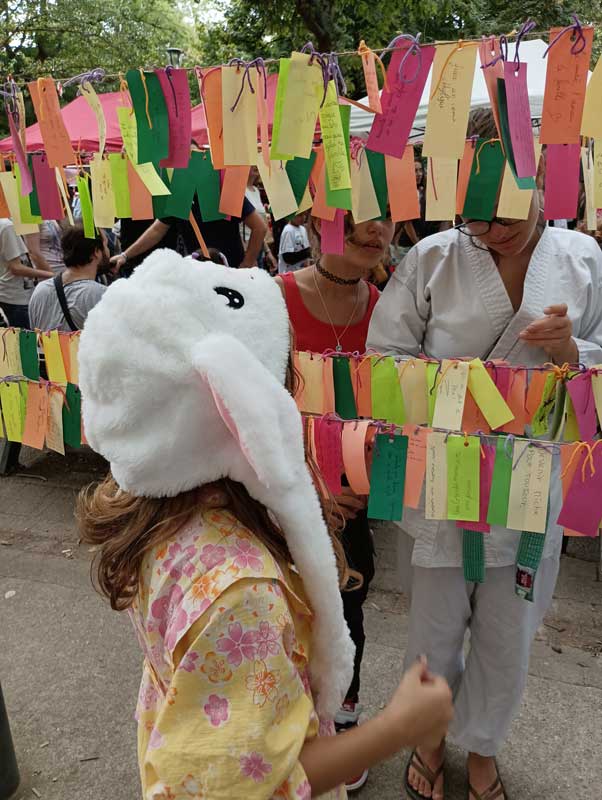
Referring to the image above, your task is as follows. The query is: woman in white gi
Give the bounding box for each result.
[368,118,602,800]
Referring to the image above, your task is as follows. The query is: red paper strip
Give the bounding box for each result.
[320,207,345,254]
[367,44,436,158]
[503,62,537,178]
[156,68,192,169]
[31,154,64,220]
[385,146,420,222]
[544,143,581,220]
[314,417,343,495]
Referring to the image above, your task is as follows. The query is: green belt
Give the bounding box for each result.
[462,530,485,584]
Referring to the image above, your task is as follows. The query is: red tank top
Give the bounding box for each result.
[281,272,380,353]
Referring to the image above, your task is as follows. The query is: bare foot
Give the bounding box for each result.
[467,753,505,799]
[407,740,445,799]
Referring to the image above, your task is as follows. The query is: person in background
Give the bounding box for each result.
[24,220,65,275]
[28,225,109,332]
[0,218,53,328]
[110,196,267,272]
[278,213,311,274]
[242,166,277,272]
[192,247,229,266]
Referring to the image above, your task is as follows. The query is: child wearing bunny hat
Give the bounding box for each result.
[77,249,452,799]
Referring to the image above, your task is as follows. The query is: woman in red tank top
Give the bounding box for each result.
[275,213,394,794]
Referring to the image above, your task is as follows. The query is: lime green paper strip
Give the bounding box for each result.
[447,435,480,522]
[108,154,132,218]
[76,175,95,238]
[371,356,405,425]
[325,105,352,210]
[270,59,294,162]
[426,362,439,426]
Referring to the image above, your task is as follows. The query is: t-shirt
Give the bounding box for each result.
[38,221,65,274]
[278,223,310,274]
[162,197,255,267]
[241,186,267,245]
[0,218,29,305]
[28,277,106,331]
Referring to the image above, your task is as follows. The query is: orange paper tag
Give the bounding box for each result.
[352,358,372,418]
[127,158,154,220]
[219,166,250,217]
[311,159,337,221]
[525,369,550,419]
[21,382,49,450]
[323,358,335,414]
[341,420,371,495]
[199,68,225,170]
[58,332,72,383]
[500,368,528,435]
[295,352,324,414]
[361,47,382,114]
[478,38,504,139]
[461,388,491,434]
[385,147,420,222]
[28,78,75,168]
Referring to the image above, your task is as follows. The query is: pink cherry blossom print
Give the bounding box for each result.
[163,541,197,580]
[255,621,280,660]
[228,538,264,571]
[240,752,272,783]
[199,543,227,570]
[202,694,230,728]
[151,584,184,638]
[165,606,189,652]
[148,728,165,750]
[296,780,311,799]
[216,622,258,667]
[179,651,200,673]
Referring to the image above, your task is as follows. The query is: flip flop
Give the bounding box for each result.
[404,749,445,800]
[468,763,507,800]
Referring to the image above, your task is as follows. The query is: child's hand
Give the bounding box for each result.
[383,657,453,750]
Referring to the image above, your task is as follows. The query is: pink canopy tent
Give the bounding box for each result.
[0,75,279,155]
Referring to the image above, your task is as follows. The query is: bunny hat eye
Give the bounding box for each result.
[213,286,245,309]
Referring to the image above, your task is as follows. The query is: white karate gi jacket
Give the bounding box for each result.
[368,226,602,568]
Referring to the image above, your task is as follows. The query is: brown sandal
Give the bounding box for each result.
[468,766,507,800]
[404,749,445,800]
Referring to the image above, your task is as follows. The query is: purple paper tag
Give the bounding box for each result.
[503,62,537,178]
[31,154,64,220]
[557,445,602,537]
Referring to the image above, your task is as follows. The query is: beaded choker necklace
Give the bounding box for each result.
[315,259,361,286]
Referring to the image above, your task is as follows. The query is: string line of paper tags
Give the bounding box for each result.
[1,16,602,245]
[1,330,601,538]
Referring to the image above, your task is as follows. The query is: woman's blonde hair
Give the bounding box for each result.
[77,358,352,611]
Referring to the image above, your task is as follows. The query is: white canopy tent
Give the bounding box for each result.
[349,38,551,138]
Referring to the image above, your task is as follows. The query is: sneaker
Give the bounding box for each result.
[334,700,362,730]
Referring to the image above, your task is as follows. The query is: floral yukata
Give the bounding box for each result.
[129,507,345,800]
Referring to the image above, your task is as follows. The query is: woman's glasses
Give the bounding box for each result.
[455,217,524,237]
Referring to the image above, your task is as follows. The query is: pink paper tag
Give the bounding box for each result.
[543,144,580,221]
[566,373,598,442]
[557,446,602,537]
[367,44,436,158]
[503,62,537,178]
[8,111,32,196]
[493,365,511,403]
[31,154,64,220]
[314,417,343,495]
[155,68,192,169]
[320,208,345,255]
[456,442,495,533]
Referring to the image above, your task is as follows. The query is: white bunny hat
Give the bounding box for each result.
[78,249,354,717]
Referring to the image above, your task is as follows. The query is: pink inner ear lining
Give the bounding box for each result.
[206,381,263,483]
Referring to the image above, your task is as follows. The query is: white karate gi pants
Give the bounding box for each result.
[401,539,560,756]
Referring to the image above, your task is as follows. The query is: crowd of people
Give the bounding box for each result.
[3,108,602,800]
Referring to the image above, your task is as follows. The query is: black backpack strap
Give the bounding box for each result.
[53,274,79,332]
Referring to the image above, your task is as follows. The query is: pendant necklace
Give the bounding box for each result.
[312,266,361,352]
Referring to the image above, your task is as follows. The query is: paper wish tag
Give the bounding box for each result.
[319,81,351,192]
[386,147,420,222]
[332,356,357,420]
[28,78,75,167]
[293,352,323,413]
[566,372,598,441]
[0,329,22,378]
[341,420,371,495]
[425,431,448,520]
[274,52,323,159]
[46,387,65,455]
[90,155,116,229]
[371,357,405,425]
[446,434,480,522]
[219,166,250,218]
[506,441,553,534]
[351,151,381,223]
[459,442,495,533]
[126,69,169,166]
[0,381,24,442]
[425,157,457,222]
[360,43,382,114]
[31,154,64,220]
[582,52,602,139]
[487,436,513,527]
[40,331,67,384]
[402,425,428,509]
[80,80,107,158]
[591,367,602,428]
[503,62,537,179]
[313,417,343,495]
[221,65,258,166]
[108,154,132,218]
[19,330,40,381]
[21,382,49,450]
[399,359,428,426]
[432,360,469,431]
[257,160,298,221]
[581,147,597,232]
[367,434,408,521]
[351,357,372,418]
[467,359,514,430]
[62,383,81,448]
[155,67,192,169]
[543,144,581,221]
[557,445,602,538]
[496,141,541,221]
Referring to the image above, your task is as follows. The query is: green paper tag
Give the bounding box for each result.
[152,167,172,219]
[531,373,557,437]
[496,79,536,191]
[62,383,81,448]
[365,149,388,220]
[563,389,580,442]
[333,356,358,419]
[28,156,41,217]
[76,175,96,239]
[447,435,480,521]
[426,362,439,426]
[462,138,505,221]
[192,151,225,223]
[325,105,352,211]
[16,165,42,225]
[108,155,132,218]
[486,436,513,527]
[126,69,169,166]
[270,59,294,162]
[367,433,408,521]
[19,330,40,380]
[19,380,28,429]
[161,164,196,219]
[371,357,405,425]
[286,152,317,206]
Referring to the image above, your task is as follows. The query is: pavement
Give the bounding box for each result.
[0,447,601,800]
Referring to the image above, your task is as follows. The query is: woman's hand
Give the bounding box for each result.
[519,303,579,365]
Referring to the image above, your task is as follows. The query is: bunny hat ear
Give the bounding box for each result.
[79,250,355,717]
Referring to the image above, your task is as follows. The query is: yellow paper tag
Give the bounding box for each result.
[81,81,107,157]
[0,381,24,442]
[506,441,552,534]
[398,359,428,426]
[69,335,80,386]
[296,351,325,413]
[90,154,117,228]
[0,172,39,234]
[467,358,514,430]
[132,162,171,196]
[46,387,65,455]
[425,430,448,520]
[0,329,22,378]
[318,81,351,191]
[581,53,602,139]
[40,331,67,383]
[221,66,258,167]
[257,160,298,221]
[432,360,469,432]
[275,52,323,159]
[497,141,542,220]
[581,147,598,232]
[117,106,138,164]
[593,141,602,209]
[297,184,313,214]
[351,152,381,223]
[422,43,478,159]
[425,157,457,222]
